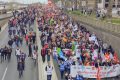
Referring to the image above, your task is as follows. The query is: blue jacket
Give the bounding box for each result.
[17,62,24,71]
[59,63,65,71]
[75,75,84,80]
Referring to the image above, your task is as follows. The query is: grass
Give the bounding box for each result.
[111,18,120,25]
[67,10,120,25]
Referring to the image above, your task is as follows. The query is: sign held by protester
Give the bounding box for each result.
[70,64,120,78]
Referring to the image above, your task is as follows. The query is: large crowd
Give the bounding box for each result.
[38,4,120,80]
[0,7,38,78]
[0,3,119,80]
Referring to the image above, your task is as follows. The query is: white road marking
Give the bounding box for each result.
[2,66,8,80]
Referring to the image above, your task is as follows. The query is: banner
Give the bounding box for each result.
[70,64,120,78]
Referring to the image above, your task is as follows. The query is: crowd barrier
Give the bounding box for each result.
[70,64,120,78]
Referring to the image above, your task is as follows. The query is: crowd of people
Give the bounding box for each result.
[0,6,38,78]
[0,46,12,63]
[0,3,119,80]
[38,3,120,80]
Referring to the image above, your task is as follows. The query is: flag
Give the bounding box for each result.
[72,42,75,51]
[59,51,66,61]
[97,67,101,80]
[57,48,61,55]
[114,52,119,63]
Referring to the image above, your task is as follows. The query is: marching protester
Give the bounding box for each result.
[59,61,65,79]
[32,50,38,65]
[75,73,84,80]
[41,47,46,63]
[0,6,39,79]
[33,44,38,52]
[4,46,8,61]
[45,62,53,80]
[15,47,21,62]
[17,59,25,78]
[8,39,13,47]
[0,47,5,63]
[28,43,32,57]
[7,47,12,62]
[38,3,120,80]
[20,51,26,65]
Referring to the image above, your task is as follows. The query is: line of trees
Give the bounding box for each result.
[60,0,113,18]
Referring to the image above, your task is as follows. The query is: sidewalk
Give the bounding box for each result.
[35,20,58,80]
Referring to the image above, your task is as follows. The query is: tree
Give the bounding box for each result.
[107,0,114,18]
[94,0,98,13]
[85,0,88,9]
[61,0,64,6]
[74,0,77,10]
[78,0,82,10]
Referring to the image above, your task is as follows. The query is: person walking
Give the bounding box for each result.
[59,61,65,79]
[32,32,36,44]
[33,44,38,52]
[17,60,25,78]
[75,73,84,80]
[0,48,4,63]
[25,35,29,45]
[41,47,46,63]
[32,50,37,65]
[20,51,26,65]
[47,49,51,62]
[15,48,21,62]
[8,39,13,48]
[7,47,12,62]
[19,36,23,46]
[4,46,8,61]
[45,62,53,80]
[28,43,32,57]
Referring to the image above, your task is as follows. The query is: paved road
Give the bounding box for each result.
[0,13,12,20]
[0,24,38,80]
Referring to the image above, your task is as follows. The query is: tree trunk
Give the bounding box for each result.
[61,0,64,6]
[94,0,98,13]
[74,0,77,10]
[78,0,82,10]
[86,0,88,9]
[107,0,114,18]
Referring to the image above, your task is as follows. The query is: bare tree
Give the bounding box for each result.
[85,0,88,9]
[94,0,98,13]
[78,0,82,9]
[107,0,114,18]
[74,0,78,10]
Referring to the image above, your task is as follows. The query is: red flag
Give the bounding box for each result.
[114,52,119,63]
[97,67,101,80]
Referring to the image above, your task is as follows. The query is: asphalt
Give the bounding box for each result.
[0,23,38,80]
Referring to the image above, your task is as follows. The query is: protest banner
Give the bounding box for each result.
[70,64,120,78]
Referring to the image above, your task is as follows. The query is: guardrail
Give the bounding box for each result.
[0,13,12,21]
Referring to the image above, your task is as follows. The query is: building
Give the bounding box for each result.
[98,0,120,16]
[98,0,120,9]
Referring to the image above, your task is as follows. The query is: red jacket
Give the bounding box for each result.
[41,48,46,56]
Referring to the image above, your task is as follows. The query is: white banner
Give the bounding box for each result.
[70,64,120,78]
